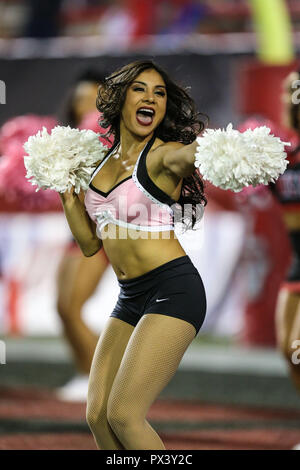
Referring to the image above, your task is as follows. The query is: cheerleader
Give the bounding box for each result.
[59,60,207,449]
[29,59,286,449]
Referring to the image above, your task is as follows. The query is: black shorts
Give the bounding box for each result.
[110,255,206,337]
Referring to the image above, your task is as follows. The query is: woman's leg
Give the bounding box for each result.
[86,317,135,450]
[106,313,196,450]
[287,303,300,392]
[275,288,300,392]
[275,288,300,355]
[56,247,109,374]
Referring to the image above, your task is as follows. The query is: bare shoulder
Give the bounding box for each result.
[152,140,185,154]
[151,138,197,178]
[150,139,185,178]
[150,140,185,166]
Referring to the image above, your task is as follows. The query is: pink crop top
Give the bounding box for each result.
[84,135,179,239]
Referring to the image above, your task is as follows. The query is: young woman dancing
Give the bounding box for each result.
[59,60,207,450]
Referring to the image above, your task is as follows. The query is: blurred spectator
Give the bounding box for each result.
[97,0,136,44]
[0,0,29,38]
[2,0,300,40]
[61,0,107,37]
[127,0,156,37]
[23,0,63,38]
[158,1,209,35]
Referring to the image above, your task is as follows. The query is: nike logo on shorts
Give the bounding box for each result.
[156,298,169,302]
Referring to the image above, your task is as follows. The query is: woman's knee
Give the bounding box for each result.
[278,319,300,362]
[56,297,81,321]
[86,402,108,432]
[56,255,87,320]
[56,292,77,322]
[56,299,69,320]
[289,362,300,392]
[56,277,85,320]
[107,401,138,434]
[277,333,291,360]
[280,338,300,365]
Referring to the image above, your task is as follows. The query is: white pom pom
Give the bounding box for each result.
[194,124,290,192]
[24,126,108,194]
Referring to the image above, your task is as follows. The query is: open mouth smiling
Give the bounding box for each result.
[136,107,155,126]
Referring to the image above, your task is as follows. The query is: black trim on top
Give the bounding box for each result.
[89,139,120,185]
[89,175,132,197]
[89,134,177,208]
[136,135,177,207]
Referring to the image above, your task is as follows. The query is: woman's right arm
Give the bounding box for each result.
[59,188,102,257]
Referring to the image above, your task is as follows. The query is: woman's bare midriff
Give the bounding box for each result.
[101,224,186,280]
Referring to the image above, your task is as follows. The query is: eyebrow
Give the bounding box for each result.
[132,80,166,89]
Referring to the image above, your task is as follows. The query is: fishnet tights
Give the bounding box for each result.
[86,314,196,450]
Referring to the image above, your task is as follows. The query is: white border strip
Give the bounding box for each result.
[0,33,259,59]
[96,212,174,233]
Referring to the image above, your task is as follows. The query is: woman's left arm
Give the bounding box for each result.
[161,141,198,178]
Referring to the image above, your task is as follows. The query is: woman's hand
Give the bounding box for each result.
[59,186,77,202]
[59,186,77,204]
[59,187,87,208]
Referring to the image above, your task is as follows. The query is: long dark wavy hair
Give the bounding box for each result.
[96,59,208,230]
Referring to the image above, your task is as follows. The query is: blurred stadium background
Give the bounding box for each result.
[0,0,300,450]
